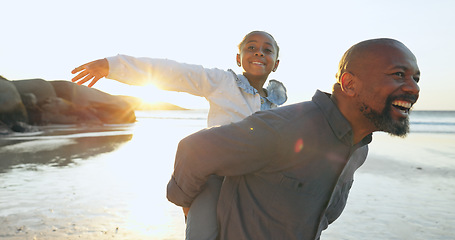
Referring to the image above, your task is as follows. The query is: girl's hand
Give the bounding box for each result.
[71,58,109,88]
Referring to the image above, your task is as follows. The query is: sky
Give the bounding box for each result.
[1,0,454,110]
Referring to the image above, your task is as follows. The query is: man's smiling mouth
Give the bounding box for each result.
[392,100,412,114]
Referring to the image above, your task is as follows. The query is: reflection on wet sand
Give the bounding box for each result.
[0,116,194,239]
[0,134,132,173]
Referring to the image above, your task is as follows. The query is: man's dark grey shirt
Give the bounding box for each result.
[167,90,372,240]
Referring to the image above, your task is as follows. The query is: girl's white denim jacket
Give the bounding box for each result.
[107,55,287,127]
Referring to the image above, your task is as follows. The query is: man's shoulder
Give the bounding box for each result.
[270,101,320,118]
[250,101,321,129]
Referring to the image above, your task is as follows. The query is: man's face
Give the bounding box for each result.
[352,44,420,137]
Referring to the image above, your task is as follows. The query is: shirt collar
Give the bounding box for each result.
[312,90,372,146]
[265,80,287,105]
[228,69,287,106]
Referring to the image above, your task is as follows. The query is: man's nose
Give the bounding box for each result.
[403,77,420,95]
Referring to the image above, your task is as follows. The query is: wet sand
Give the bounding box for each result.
[323,133,455,240]
[0,118,454,239]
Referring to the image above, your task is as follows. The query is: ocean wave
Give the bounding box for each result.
[410,121,455,126]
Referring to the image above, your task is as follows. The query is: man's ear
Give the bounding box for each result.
[340,72,356,97]
[236,54,241,66]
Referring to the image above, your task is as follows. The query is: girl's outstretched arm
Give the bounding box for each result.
[71,58,109,87]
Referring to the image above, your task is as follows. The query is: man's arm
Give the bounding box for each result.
[166,111,283,207]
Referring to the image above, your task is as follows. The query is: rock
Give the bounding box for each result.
[50,80,126,107]
[10,121,39,133]
[21,92,38,106]
[0,121,12,135]
[50,81,136,124]
[0,77,28,126]
[40,96,102,125]
[20,93,42,125]
[11,78,57,103]
[0,76,141,131]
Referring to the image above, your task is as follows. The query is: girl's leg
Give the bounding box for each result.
[185,175,223,240]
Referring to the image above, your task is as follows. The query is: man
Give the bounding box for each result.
[167,38,420,240]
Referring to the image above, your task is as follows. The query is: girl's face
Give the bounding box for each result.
[237,32,279,80]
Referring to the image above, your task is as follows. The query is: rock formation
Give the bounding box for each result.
[0,76,136,134]
[0,77,31,134]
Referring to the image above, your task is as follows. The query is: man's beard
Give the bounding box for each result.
[360,96,410,137]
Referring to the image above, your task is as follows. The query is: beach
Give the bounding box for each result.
[323,132,455,240]
[0,110,454,239]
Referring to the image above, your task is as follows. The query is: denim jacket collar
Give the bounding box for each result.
[228,69,287,106]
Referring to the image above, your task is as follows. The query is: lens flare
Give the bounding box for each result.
[294,138,304,153]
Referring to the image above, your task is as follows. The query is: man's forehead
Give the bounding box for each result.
[359,43,416,65]
[379,45,417,66]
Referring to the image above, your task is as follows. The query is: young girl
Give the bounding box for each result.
[71,30,287,240]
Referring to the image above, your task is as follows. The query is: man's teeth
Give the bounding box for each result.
[252,62,264,65]
[392,100,412,112]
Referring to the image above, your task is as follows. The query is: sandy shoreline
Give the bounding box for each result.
[0,129,454,239]
[323,132,455,240]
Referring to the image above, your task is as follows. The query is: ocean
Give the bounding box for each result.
[0,110,454,239]
[409,110,455,134]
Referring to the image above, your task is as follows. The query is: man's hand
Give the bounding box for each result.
[71,58,109,88]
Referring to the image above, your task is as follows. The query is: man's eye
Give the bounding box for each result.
[248,46,255,50]
[394,72,404,77]
[265,48,273,53]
